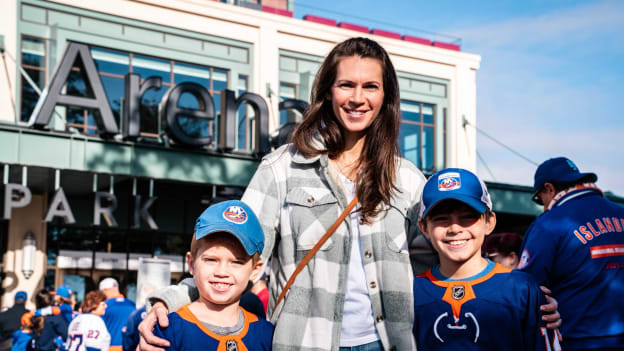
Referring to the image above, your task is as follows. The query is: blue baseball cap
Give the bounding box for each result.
[194,200,264,256]
[55,285,72,299]
[419,168,492,219]
[532,157,597,202]
[14,291,27,302]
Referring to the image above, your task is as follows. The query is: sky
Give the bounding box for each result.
[292,0,624,196]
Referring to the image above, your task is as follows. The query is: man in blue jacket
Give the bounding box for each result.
[0,292,29,351]
[518,157,624,350]
[99,278,135,351]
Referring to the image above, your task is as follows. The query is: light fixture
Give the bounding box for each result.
[22,231,36,279]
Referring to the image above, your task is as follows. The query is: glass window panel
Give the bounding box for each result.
[97,230,127,252]
[279,56,297,72]
[422,126,434,170]
[173,62,210,88]
[141,87,167,135]
[422,104,434,124]
[279,83,296,99]
[212,69,228,91]
[237,76,248,93]
[176,93,211,139]
[298,60,319,74]
[279,83,297,125]
[20,70,45,122]
[399,123,421,168]
[176,116,210,138]
[133,55,171,83]
[87,112,99,134]
[66,68,91,97]
[66,107,85,125]
[237,104,253,150]
[21,37,45,67]
[213,92,221,116]
[178,91,200,110]
[100,75,124,121]
[400,101,421,122]
[212,93,220,148]
[91,47,129,75]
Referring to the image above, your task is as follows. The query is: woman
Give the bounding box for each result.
[243,37,437,350]
[139,37,432,351]
[30,290,67,351]
[66,291,110,351]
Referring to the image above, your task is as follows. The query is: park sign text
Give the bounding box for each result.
[29,42,308,153]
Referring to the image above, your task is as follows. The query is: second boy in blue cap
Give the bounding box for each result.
[154,200,273,351]
[412,168,560,350]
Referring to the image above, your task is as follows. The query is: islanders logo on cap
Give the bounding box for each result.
[438,172,461,191]
[223,205,248,224]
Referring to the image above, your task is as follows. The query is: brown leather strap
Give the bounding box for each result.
[272,196,358,315]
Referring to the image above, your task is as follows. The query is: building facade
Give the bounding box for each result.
[0,0,482,308]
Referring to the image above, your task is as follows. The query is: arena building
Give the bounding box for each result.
[4,0,615,308]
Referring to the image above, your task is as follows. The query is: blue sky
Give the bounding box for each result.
[293,0,624,196]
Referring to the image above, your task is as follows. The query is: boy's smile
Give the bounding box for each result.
[188,235,263,310]
[420,200,496,279]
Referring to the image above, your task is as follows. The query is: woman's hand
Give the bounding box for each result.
[137,302,170,351]
[539,286,563,342]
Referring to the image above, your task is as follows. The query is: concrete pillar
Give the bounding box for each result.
[1,194,48,310]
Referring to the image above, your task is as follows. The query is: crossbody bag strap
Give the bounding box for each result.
[272,196,358,315]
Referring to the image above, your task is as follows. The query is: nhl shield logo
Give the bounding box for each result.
[452,285,465,300]
[225,340,238,351]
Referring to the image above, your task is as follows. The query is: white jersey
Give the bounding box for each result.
[66,313,111,351]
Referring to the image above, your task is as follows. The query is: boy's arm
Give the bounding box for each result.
[526,279,561,351]
[145,278,197,313]
[139,280,194,351]
[33,306,62,317]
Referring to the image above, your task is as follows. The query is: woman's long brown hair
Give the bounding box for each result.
[292,37,401,223]
[32,289,53,338]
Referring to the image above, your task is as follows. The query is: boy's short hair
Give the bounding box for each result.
[419,168,492,219]
[191,200,264,258]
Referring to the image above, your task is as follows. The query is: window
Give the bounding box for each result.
[278,50,322,127]
[236,75,252,150]
[20,36,47,123]
[278,82,298,125]
[399,101,436,172]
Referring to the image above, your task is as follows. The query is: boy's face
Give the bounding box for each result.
[187,233,263,308]
[419,200,496,269]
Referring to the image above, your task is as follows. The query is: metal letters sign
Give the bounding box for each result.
[29,42,308,155]
[2,183,158,229]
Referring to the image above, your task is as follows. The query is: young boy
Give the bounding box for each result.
[413,168,560,350]
[154,200,273,351]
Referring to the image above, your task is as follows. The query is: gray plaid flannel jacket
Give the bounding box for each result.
[148,143,438,350]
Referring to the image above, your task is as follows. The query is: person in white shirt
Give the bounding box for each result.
[66,291,110,351]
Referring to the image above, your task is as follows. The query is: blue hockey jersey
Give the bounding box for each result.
[518,188,624,350]
[101,296,135,350]
[154,304,273,351]
[413,261,559,350]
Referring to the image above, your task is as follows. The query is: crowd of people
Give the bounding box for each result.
[2,37,623,350]
[0,278,164,351]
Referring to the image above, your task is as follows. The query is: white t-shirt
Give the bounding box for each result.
[339,174,380,347]
[66,313,111,351]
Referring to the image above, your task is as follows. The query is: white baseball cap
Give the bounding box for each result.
[99,277,119,291]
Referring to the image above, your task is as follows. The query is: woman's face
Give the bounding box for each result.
[330,56,384,142]
[93,301,107,316]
